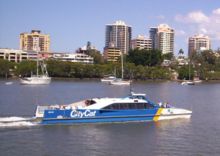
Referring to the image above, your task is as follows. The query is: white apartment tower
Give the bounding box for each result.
[131,35,152,50]
[105,20,132,54]
[188,34,211,56]
[149,24,174,54]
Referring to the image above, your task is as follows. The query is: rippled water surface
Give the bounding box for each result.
[0,80,220,156]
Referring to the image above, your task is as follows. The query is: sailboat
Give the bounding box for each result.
[20,51,51,85]
[101,68,116,83]
[181,59,194,85]
[110,53,131,85]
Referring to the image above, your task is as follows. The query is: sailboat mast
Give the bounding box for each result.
[37,47,39,77]
[121,52,123,79]
[189,59,190,80]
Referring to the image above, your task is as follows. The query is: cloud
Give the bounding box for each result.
[212,8,220,15]
[175,30,186,36]
[175,11,209,23]
[175,8,220,42]
[199,28,207,34]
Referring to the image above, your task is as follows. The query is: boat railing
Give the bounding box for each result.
[68,100,87,108]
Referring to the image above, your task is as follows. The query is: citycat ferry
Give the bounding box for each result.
[35,92,192,125]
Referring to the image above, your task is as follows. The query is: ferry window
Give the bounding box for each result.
[130,96,146,100]
[120,103,129,110]
[103,103,128,110]
[138,96,146,100]
[136,103,145,109]
[103,105,113,110]
[103,102,154,110]
[128,103,136,109]
[85,100,96,106]
[144,103,154,109]
[112,103,120,109]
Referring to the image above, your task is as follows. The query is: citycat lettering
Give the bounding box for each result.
[70,110,96,118]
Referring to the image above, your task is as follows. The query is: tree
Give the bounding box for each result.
[16,60,36,77]
[127,49,163,66]
[178,49,184,55]
[201,50,216,65]
[0,59,13,78]
[178,65,194,80]
[87,49,104,64]
[163,52,173,60]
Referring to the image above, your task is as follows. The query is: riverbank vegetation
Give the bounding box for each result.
[2,49,220,80]
[7,60,171,80]
[177,50,220,80]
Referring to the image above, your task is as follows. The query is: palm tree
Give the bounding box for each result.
[178,49,184,55]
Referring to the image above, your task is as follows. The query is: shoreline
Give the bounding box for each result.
[2,77,220,83]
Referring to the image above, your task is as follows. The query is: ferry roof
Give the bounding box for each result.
[85,95,149,110]
[130,92,146,96]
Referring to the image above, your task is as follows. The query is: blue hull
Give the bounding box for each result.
[41,109,160,125]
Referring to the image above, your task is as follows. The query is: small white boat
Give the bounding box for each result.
[109,52,131,85]
[181,59,195,85]
[20,49,51,85]
[193,80,202,83]
[5,82,13,85]
[20,75,51,85]
[181,81,195,85]
[193,77,202,83]
[101,76,116,83]
[109,78,131,85]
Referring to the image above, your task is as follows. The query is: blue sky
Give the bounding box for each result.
[0,0,220,55]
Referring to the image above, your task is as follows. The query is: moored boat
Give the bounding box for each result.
[20,49,51,85]
[109,78,131,85]
[181,81,195,85]
[20,75,51,85]
[101,76,116,83]
[35,92,192,125]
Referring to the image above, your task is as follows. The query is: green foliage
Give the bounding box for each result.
[46,60,172,80]
[178,49,184,55]
[163,52,174,60]
[11,59,172,80]
[86,49,104,64]
[16,60,36,77]
[178,65,194,80]
[201,50,216,65]
[189,50,220,79]
[0,59,14,78]
[47,60,72,77]
[127,49,163,66]
[206,71,220,80]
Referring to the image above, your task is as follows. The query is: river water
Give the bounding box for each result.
[0,80,220,156]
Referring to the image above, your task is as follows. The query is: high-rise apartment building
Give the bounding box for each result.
[149,24,174,54]
[103,47,121,62]
[105,20,132,54]
[131,35,152,50]
[188,34,211,56]
[20,30,50,52]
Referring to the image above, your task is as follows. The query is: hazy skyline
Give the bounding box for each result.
[0,0,220,55]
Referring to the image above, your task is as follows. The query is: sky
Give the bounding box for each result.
[0,0,220,56]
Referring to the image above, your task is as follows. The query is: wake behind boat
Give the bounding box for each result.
[35,92,192,125]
